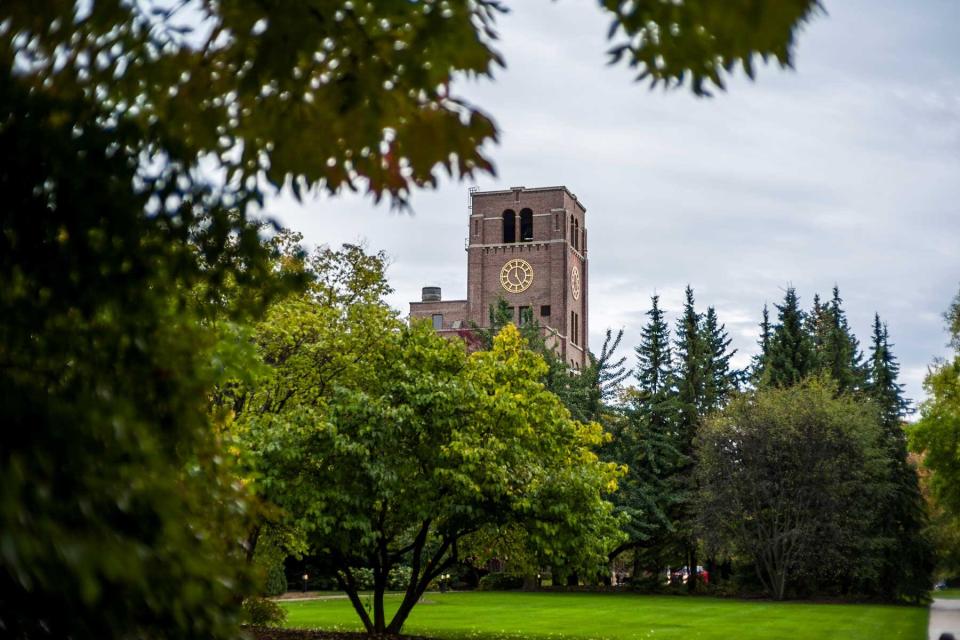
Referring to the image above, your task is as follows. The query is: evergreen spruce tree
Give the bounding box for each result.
[701,306,739,412]
[572,328,629,423]
[672,286,709,591]
[473,298,518,350]
[807,293,831,371]
[764,287,814,387]
[674,286,708,431]
[819,286,867,393]
[636,295,673,399]
[867,314,935,602]
[607,295,684,577]
[750,304,772,385]
[868,315,910,425]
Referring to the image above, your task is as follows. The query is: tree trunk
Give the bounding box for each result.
[372,568,386,632]
[245,524,262,564]
[386,528,455,634]
[386,585,422,635]
[687,546,698,593]
[775,567,788,601]
[336,568,374,633]
[720,559,732,582]
[566,573,579,587]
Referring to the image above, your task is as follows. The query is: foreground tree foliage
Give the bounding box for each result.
[697,380,888,601]
[233,251,622,633]
[0,67,282,638]
[3,0,821,205]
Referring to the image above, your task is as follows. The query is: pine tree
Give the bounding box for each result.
[764,287,814,387]
[700,306,739,412]
[867,314,935,602]
[750,304,772,384]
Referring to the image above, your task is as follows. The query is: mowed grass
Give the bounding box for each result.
[935,588,960,599]
[280,591,927,640]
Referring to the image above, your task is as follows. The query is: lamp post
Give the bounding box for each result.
[302,573,309,594]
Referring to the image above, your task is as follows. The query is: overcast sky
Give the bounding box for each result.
[271,0,959,405]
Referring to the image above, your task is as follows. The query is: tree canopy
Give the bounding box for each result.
[912,288,960,517]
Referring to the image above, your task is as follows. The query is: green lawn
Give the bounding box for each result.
[280,591,927,640]
[935,588,960,599]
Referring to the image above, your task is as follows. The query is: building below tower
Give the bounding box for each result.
[409,185,589,370]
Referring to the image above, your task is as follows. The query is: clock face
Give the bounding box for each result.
[500,258,534,293]
[571,265,581,301]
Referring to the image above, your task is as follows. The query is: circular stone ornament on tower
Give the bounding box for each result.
[499,258,533,293]
[571,265,581,301]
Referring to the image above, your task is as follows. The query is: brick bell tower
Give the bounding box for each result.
[410,185,588,370]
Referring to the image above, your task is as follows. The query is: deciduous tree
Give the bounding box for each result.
[697,380,886,600]
[240,308,623,633]
[911,289,960,537]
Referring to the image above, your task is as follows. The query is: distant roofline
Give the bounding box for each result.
[410,299,468,305]
[470,185,586,212]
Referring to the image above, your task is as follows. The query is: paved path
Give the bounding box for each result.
[276,594,352,602]
[930,598,960,640]
[273,592,414,603]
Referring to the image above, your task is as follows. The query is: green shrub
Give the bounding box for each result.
[264,562,288,596]
[242,597,287,627]
[388,566,412,591]
[477,573,524,591]
[352,567,375,590]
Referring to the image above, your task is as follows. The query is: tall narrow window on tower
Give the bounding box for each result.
[569,215,576,250]
[519,306,533,326]
[502,209,516,243]
[519,208,533,242]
